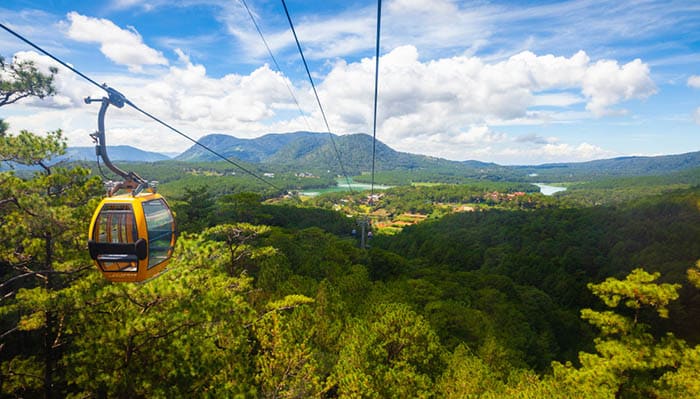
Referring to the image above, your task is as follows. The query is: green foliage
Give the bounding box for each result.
[252,302,322,398]
[0,355,44,396]
[380,189,700,312]
[0,127,102,397]
[376,183,540,214]
[0,129,66,167]
[559,169,700,206]
[587,268,680,318]
[654,345,700,399]
[435,344,505,398]
[2,118,699,398]
[688,260,700,289]
[215,192,268,224]
[62,235,258,398]
[259,203,356,236]
[171,185,215,232]
[201,223,275,276]
[548,268,696,399]
[331,303,444,398]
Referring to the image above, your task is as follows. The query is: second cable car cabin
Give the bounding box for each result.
[86,88,176,282]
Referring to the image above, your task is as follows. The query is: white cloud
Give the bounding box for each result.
[491,141,616,165]
[453,126,507,145]
[383,129,614,164]
[515,133,555,145]
[694,107,700,125]
[533,93,585,107]
[0,40,652,164]
[314,46,654,153]
[14,45,642,160]
[688,75,700,89]
[541,142,608,158]
[110,0,160,11]
[582,59,656,116]
[227,0,698,70]
[65,12,168,72]
[5,109,94,147]
[223,0,484,61]
[138,60,300,129]
[2,53,314,154]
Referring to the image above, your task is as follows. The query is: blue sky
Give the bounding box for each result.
[1,0,699,164]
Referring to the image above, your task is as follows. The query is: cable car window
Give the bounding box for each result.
[143,199,174,269]
[92,203,138,272]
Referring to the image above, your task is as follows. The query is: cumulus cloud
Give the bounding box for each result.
[541,142,609,159]
[3,40,647,163]
[141,58,303,129]
[493,141,616,165]
[315,46,654,153]
[65,12,168,72]
[582,59,656,116]
[514,133,553,145]
[2,49,311,153]
[110,0,162,11]
[688,75,700,89]
[32,45,646,160]
[453,126,507,145]
[533,93,584,107]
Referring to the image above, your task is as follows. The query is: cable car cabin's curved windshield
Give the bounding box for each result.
[142,199,174,269]
[92,203,139,272]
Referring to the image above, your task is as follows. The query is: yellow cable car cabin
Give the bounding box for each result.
[88,191,176,283]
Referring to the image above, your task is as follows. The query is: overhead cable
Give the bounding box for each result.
[0,22,287,194]
[124,100,286,192]
[370,0,382,197]
[0,23,106,93]
[280,0,355,194]
[239,0,314,132]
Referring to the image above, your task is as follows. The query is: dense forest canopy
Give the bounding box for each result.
[1,56,700,399]
[2,125,699,398]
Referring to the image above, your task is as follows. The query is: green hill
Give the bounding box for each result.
[174,131,515,180]
[520,151,700,182]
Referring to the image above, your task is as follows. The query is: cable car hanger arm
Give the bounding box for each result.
[85,86,149,195]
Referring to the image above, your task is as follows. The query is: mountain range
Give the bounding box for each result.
[62,145,171,162]
[176,131,482,168]
[61,132,700,181]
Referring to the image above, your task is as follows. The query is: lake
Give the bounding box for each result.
[300,178,392,196]
[534,183,567,196]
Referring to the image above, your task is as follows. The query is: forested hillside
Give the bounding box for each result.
[176,131,486,177]
[517,151,700,182]
[2,126,699,398]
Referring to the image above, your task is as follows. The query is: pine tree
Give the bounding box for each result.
[0,129,102,397]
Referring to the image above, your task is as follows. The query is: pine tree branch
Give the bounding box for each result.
[0,266,92,292]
